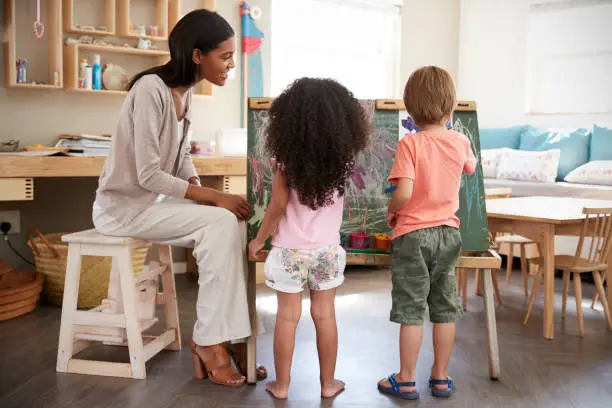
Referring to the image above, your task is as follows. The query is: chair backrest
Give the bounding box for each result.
[485,188,512,200]
[575,207,612,265]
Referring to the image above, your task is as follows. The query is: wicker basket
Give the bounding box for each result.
[27,229,150,309]
[0,259,44,321]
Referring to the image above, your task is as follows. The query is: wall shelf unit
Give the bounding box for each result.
[3,0,219,98]
[118,0,169,41]
[63,0,116,36]
[3,0,63,89]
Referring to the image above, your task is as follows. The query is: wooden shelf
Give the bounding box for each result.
[63,0,116,36]
[9,83,63,90]
[75,43,170,57]
[3,0,63,88]
[118,0,169,40]
[67,88,127,96]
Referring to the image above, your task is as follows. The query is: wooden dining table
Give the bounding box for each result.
[485,196,612,340]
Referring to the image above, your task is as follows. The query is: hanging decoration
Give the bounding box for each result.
[240,1,265,127]
[33,0,45,39]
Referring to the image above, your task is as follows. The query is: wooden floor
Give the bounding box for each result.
[1,266,611,408]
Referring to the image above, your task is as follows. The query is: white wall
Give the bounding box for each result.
[400,0,460,84]
[458,0,612,129]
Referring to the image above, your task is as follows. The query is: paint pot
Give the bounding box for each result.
[349,232,371,249]
[373,233,391,251]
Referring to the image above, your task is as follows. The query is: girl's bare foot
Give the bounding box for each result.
[321,379,345,398]
[266,380,289,399]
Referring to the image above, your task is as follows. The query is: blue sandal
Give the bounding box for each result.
[377,374,420,400]
[429,376,453,398]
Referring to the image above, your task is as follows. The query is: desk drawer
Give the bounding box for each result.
[0,178,33,201]
[223,176,247,196]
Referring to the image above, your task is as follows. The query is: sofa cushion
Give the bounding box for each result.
[564,161,612,186]
[496,148,561,183]
[479,126,525,150]
[590,125,612,161]
[519,126,590,180]
[480,148,506,179]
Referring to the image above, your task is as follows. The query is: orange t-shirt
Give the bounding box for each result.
[388,130,476,240]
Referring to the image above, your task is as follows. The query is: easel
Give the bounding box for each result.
[246,250,502,383]
[244,98,503,383]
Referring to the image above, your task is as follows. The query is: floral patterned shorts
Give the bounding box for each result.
[264,245,346,293]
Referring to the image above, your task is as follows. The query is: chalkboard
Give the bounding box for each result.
[247,99,490,255]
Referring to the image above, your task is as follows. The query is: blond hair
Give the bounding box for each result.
[403,66,456,127]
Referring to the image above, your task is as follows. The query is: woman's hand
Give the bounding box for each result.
[215,193,252,220]
[248,239,265,259]
[188,176,201,186]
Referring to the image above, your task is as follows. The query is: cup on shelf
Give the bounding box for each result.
[137,38,152,50]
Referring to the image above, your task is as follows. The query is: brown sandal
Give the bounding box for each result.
[226,343,268,381]
[190,342,245,386]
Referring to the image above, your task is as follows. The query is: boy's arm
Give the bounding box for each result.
[249,168,290,256]
[388,178,414,214]
[463,136,477,175]
[387,138,415,215]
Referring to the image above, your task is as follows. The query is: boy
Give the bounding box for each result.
[377,66,476,400]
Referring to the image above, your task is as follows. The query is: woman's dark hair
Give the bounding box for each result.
[128,9,234,90]
[266,77,370,210]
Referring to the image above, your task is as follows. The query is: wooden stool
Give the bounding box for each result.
[56,229,181,379]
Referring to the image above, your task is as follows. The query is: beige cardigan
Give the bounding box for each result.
[94,74,198,222]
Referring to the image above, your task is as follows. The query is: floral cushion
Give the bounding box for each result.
[480,148,506,179]
[496,148,561,182]
[564,161,612,186]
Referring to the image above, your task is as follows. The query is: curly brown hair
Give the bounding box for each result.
[265,77,369,210]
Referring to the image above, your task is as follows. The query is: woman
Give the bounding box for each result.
[92,9,265,386]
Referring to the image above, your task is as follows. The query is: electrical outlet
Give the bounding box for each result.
[0,211,20,234]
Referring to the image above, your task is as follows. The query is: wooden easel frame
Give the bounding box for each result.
[245,97,502,381]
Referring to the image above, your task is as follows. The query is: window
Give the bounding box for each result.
[271,0,402,98]
[525,0,612,114]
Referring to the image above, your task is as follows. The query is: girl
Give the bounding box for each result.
[93,10,266,387]
[248,77,369,399]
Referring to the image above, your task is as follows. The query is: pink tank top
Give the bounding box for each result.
[271,189,344,250]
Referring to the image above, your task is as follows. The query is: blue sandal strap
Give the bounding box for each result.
[388,374,416,391]
[429,377,453,389]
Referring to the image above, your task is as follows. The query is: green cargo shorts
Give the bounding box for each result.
[390,225,462,326]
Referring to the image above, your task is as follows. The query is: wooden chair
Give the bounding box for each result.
[523,208,612,337]
[56,230,181,379]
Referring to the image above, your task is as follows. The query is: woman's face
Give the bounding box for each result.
[194,37,236,86]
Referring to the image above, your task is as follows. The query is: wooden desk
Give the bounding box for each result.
[0,156,247,200]
[0,156,246,178]
[486,196,612,340]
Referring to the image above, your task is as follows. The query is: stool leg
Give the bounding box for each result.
[57,243,84,372]
[159,245,181,351]
[117,246,146,379]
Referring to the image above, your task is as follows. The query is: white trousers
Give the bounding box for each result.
[93,197,257,346]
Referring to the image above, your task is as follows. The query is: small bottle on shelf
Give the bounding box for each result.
[84,65,93,89]
[92,55,102,90]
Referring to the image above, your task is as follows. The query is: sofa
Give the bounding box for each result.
[480,124,612,199]
[479,124,612,259]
